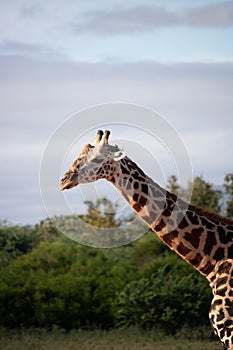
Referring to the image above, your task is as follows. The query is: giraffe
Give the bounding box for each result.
[60,130,233,350]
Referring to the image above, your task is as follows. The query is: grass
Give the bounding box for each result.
[0,328,222,350]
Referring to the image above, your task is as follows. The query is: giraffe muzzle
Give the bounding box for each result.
[59,171,79,190]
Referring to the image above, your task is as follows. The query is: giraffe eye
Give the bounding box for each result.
[92,158,103,164]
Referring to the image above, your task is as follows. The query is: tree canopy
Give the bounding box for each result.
[0,172,232,333]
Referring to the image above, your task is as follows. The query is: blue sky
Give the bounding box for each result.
[1,1,233,62]
[0,0,233,224]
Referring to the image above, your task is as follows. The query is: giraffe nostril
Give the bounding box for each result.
[61,175,67,182]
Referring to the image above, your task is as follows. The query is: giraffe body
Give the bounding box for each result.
[60,130,233,349]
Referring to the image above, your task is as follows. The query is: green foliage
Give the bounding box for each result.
[167,175,223,214]
[82,197,120,228]
[0,235,136,329]
[114,267,211,334]
[186,176,222,213]
[1,173,230,334]
[130,232,167,269]
[53,197,141,247]
[0,221,40,266]
[139,250,194,279]
[224,172,233,218]
[0,216,212,333]
[166,175,181,197]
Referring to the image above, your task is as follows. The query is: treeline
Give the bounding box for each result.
[0,173,232,334]
[167,173,233,216]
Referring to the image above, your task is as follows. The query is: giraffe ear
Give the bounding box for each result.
[113,150,126,161]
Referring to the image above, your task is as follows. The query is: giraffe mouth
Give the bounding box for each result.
[60,182,76,190]
[59,172,79,190]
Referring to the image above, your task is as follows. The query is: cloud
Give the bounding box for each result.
[0,40,65,60]
[184,1,233,28]
[71,1,233,35]
[0,53,233,223]
[73,5,178,34]
[0,40,44,54]
[20,3,42,18]
[0,53,232,130]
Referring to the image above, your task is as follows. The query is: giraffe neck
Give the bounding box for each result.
[108,157,233,283]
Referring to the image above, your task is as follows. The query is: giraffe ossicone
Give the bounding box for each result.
[60,130,233,350]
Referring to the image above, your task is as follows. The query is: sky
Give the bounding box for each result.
[0,0,233,225]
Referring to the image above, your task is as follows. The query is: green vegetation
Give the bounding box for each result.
[0,226,133,329]
[167,174,223,213]
[114,268,211,333]
[0,173,232,348]
[0,328,221,350]
[224,173,233,218]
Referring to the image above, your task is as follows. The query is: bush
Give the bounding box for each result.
[0,214,213,333]
[114,267,212,334]
[0,238,136,329]
[0,222,40,266]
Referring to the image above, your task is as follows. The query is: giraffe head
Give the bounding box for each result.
[60,130,126,190]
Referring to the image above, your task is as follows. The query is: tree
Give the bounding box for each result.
[0,222,40,266]
[166,175,180,196]
[0,204,138,330]
[114,266,211,334]
[83,197,119,228]
[186,176,222,213]
[224,173,233,218]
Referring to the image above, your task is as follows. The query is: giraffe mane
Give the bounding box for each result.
[189,204,233,226]
[166,188,233,226]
